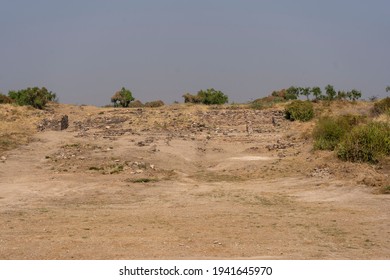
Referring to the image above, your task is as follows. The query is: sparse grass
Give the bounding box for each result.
[191,171,244,182]
[371,97,390,116]
[380,185,390,194]
[251,96,284,110]
[88,166,103,171]
[0,104,44,153]
[109,164,124,174]
[126,178,158,183]
[62,143,81,148]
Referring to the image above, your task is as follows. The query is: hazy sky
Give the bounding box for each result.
[1,0,389,105]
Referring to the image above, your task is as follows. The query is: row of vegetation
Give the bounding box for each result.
[283,85,362,101]
[280,87,390,168]
[109,87,229,108]
[110,87,165,108]
[2,85,389,109]
[0,87,57,109]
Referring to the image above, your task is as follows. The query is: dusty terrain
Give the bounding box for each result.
[0,102,389,259]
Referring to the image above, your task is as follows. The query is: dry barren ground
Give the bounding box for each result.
[0,103,389,259]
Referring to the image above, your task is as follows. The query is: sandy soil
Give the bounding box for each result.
[0,103,389,259]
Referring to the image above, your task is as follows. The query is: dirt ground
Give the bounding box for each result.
[0,103,389,259]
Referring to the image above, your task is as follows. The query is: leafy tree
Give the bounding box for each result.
[8,87,57,109]
[111,87,134,107]
[286,86,300,99]
[325,84,336,101]
[386,86,390,92]
[301,87,311,100]
[347,89,362,101]
[311,87,323,100]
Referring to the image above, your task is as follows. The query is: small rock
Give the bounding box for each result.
[150,145,158,152]
[1,156,6,161]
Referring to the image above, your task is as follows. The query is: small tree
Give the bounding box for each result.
[386,86,390,92]
[311,87,323,101]
[111,87,134,107]
[347,89,362,101]
[286,86,300,99]
[325,84,336,101]
[301,87,311,100]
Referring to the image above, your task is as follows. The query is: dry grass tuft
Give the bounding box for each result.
[0,104,45,153]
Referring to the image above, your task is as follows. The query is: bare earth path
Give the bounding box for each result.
[0,104,389,259]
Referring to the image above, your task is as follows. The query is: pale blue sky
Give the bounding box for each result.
[1,0,389,105]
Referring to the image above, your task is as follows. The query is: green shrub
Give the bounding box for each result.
[8,87,57,109]
[313,115,366,150]
[337,122,390,163]
[371,97,390,116]
[198,88,228,105]
[144,100,165,108]
[183,88,228,105]
[285,100,314,122]
[0,93,13,104]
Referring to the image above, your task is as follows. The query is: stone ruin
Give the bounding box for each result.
[37,115,69,131]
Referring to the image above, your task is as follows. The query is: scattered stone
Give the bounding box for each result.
[266,139,294,151]
[310,167,331,178]
[150,145,158,152]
